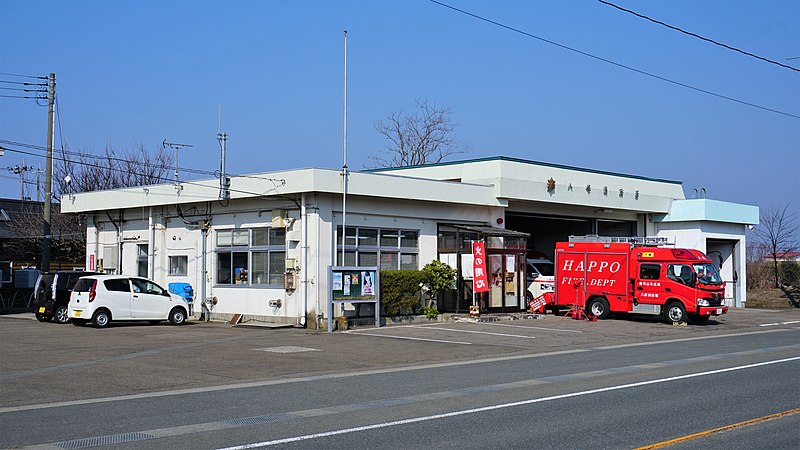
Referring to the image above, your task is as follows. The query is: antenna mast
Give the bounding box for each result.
[162,140,193,187]
[218,132,230,201]
[341,30,348,266]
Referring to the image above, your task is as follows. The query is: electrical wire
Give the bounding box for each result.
[0,94,46,99]
[0,143,286,200]
[598,0,799,73]
[0,72,47,80]
[428,0,800,120]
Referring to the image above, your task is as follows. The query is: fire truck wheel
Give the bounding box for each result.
[664,302,686,324]
[586,297,610,320]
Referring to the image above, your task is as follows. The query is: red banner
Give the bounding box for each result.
[472,242,489,293]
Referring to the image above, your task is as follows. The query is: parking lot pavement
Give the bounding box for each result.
[1,307,798,409]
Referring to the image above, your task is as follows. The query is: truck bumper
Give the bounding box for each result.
[698,306,728,316]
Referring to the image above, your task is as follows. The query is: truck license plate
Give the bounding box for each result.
[716,308,722,314]
[38,307,45,313]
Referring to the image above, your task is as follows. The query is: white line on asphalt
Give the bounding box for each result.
[408,325,537,339]
[759,323,780,327]
[594,329,792,350]
[217,356,800,449]
[3,328,793,414]
[345,332,472,345]
[480,322,582,333]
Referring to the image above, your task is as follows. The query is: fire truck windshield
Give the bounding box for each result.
[693,263,722,285]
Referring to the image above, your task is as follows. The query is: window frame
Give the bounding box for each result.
[215,227,286,288]
[336,226,419,270]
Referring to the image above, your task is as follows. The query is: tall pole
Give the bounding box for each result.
[341,30,348,267]
[42,72,55,272]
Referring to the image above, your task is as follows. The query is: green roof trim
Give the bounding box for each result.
[364,156,682,185]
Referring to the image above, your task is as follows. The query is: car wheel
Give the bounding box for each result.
[55,306,70,324]
[586,297,611,320]
[35,313,52,322]
[664,302,686,324]
[689,314,710,325]
[92,310,111,328]
[72,319,87,326]
[169,307,186,325]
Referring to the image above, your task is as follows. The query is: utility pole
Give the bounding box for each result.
[7,164,31,200]
[217,132,230,201]
[42,72,55,272]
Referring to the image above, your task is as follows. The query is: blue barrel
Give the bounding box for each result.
[168,282,194,303]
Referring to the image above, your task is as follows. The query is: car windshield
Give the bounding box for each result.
[530,262,554,277]
[693,263,723,285]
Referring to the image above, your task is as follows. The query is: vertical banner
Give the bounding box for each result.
[472,241,489,293]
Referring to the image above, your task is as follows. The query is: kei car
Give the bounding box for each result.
[68,275,190,328]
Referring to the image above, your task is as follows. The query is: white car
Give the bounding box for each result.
[68,275,190,328]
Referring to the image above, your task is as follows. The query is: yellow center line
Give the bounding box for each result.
[636,407,800,449]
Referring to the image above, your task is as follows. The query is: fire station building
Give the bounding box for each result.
[61,156,759,325]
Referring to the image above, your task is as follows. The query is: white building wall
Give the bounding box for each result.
[653,220,747,307]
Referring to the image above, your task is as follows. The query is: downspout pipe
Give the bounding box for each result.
[200,221,209,320]
[300,193,308,328]
[148,207,155,280]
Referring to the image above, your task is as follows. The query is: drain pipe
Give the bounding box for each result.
[200,222,209,320]
[148,207,155,279]
[300,193,308,328]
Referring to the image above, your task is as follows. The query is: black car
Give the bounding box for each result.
[33,271,98,323]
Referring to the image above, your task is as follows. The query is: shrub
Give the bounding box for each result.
[379,270,425,316]
[421,260,458,300]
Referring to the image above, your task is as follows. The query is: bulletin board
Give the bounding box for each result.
[328,266,380,332]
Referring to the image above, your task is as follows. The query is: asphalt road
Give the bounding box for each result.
[1,308,798,449]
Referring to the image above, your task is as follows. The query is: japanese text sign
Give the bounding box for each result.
[472,241,489,293]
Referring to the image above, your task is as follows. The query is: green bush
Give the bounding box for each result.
[380,270,425,316]
[778,261,800,287]
[421,260,458,300]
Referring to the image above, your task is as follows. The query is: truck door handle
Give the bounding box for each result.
[133,295,139,299]
[665,288,671,292]
[637,287,643,290]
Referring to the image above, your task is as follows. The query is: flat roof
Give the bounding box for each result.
[365,156,682,185]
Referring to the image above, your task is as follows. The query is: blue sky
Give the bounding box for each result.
[1,0,798,220]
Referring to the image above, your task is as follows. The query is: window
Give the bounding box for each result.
[640,264,661,280]
[169,256,188,276]
[216,228,286,286]
[131,278,165,295]
[336,226,419,270]
[104,278,130,292]
[667,264,693,285]
[137,244,148,278]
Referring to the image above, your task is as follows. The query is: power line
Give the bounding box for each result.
[0,72,48,80]
[0,79,47,86]
[0,143,286,200]
[0,94,47,99]
[598,0,800,73]
[428,0,800,120]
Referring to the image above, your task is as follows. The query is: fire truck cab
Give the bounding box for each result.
[554,238,728,324]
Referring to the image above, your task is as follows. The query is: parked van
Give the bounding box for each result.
[32,271,98,323]
[69,275,190,328]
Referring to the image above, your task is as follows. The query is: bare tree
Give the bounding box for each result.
[754,204,798,288]
[55,143,173,199]
[370,99,463,168]
[5,203,86,267]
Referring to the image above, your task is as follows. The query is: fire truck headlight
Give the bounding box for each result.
[697,299,711,307]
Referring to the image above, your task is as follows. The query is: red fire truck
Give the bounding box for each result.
[548,238,728,324]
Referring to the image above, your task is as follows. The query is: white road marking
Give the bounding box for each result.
[408,325,536,339]
[345,332,472,345]
[480,322,582,333]
[759,321,800,327]
[218,356,800,449]
[3,328,792,414]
